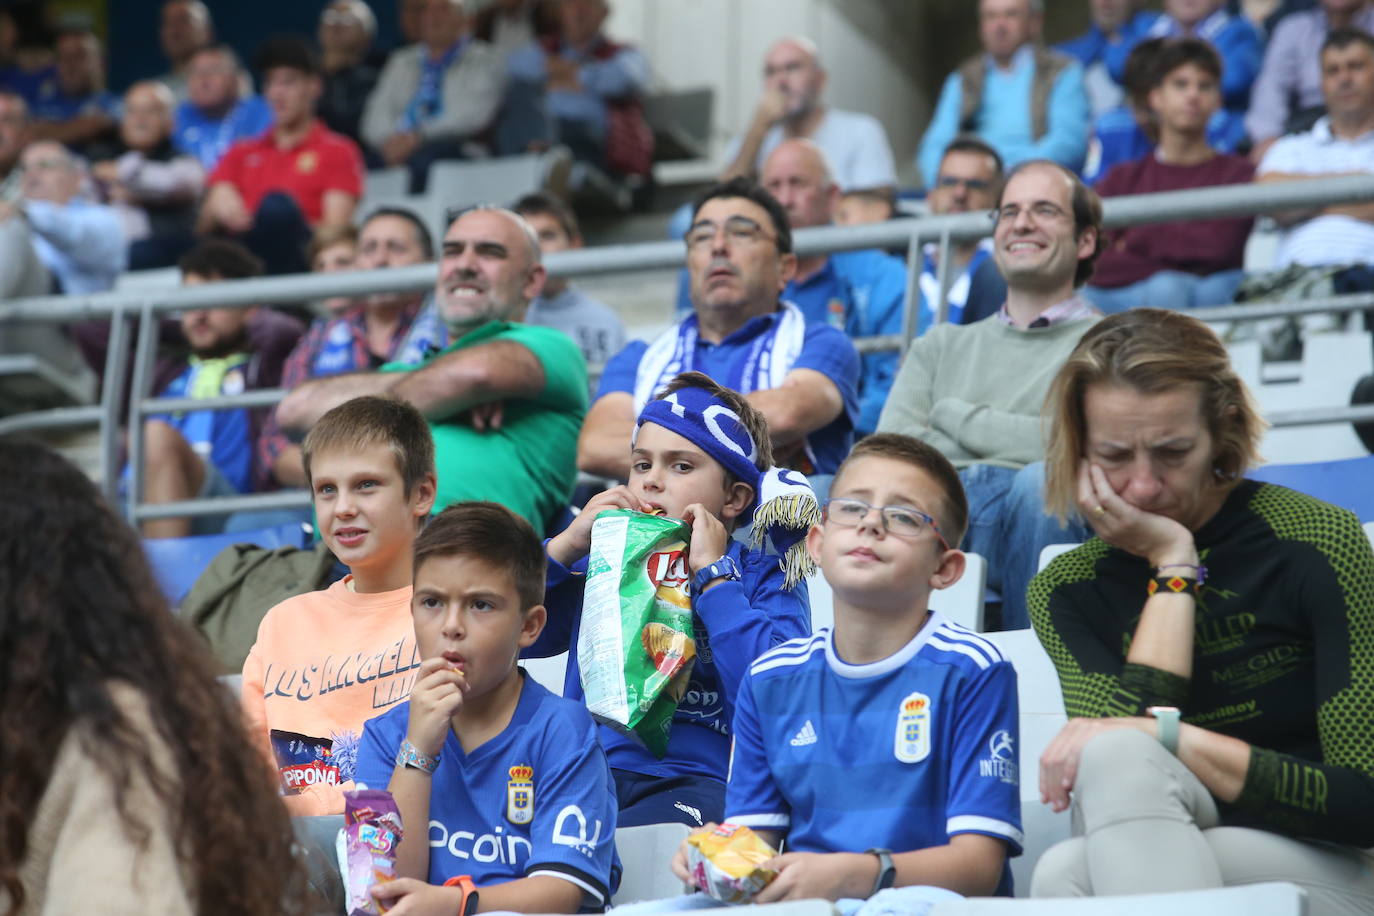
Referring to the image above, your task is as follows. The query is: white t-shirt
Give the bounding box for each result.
[1258,117,1374,268]
[723,107,897,192]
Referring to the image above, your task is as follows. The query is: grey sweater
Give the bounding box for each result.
[877,313,1098,469]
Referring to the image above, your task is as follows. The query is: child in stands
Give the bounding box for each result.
[663,433,1023,909]
[241,395,436,815]
[356,502,620,914]
[535,371,815,829]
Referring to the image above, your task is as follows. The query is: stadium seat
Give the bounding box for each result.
[926,881,1306,915]
[142,522,313,609]
[806,553,989,634]
[1256,331,1373,463]
[983,628,1069,897]
[520,652,569,696]
[1249,454,1374,521]
[611,822,691,905]
[428,153,549,221]
[1038,543,1078,574]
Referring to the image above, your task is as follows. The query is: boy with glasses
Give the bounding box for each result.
[650,433,1023,910]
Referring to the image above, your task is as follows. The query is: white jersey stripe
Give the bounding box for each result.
[933,624,1006,664]
[926,634,993,670]
[751,635,826,675]
[527,869,605,904]
[947,814,1025,847]
[729,812,791,829]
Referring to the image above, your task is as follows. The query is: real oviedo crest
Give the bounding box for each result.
[894,691,932,763]
[507,765,535,825]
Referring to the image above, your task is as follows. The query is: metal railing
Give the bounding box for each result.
[2,174,1374,524]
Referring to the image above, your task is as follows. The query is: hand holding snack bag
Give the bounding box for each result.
[577,509,696,757]
[338,788,404,915]
[685,822,779,904]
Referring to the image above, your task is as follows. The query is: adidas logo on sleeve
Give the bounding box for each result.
[789,719,818,747]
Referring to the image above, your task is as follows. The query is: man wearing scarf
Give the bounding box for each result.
[580,177,860,484]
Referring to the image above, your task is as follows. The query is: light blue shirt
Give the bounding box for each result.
[918,45,1090,188]
[24,197,126,294]
[507,37,649,139]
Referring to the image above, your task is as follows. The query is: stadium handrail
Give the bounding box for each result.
[2,174,1373,520]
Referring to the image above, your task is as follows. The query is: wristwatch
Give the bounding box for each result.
[1146,706,1182,755]
[690,555,741,596]
[395,739,440,775]
[865,847,896,897]
[443,875,480,916]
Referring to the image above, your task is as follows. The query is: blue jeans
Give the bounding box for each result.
[1081,269,1244,315]
[959,462,1088,631]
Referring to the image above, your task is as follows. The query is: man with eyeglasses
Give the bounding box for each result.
[580,176,860,483]
[917,137,1010,332]
[879,160,1101,631]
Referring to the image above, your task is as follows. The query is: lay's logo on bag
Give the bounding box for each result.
[647,550,689,589]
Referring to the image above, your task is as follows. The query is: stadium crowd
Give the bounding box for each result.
[1,1,1373,915]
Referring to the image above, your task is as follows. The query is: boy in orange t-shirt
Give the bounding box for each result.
[241,395,436,815]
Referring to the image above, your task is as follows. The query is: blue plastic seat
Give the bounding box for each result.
[1249,455,1374,521]
[142,522,312,607]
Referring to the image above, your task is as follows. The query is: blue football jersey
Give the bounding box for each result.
[355,676,621,907]
[726,613,1023,896]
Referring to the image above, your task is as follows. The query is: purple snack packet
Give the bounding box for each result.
[342,788,404,915]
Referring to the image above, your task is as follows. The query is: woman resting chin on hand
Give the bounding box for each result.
[1026,308,1374,915]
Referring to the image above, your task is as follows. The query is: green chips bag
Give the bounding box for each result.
[578,509,697,757]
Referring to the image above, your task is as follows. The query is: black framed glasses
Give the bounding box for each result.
[822,497,950,549]
[684,216,778,251]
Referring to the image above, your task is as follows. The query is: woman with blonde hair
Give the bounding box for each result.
[0,440,306,915]
[1027,308,1374,915]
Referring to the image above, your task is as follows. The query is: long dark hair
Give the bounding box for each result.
[0,441,304,915]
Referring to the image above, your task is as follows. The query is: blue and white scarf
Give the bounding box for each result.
[636,382,818,588]
[632,302,807,414]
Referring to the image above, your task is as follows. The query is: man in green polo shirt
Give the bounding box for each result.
[276,206,587,529]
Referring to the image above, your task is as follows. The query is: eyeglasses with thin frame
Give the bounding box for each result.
[822,497,951,549]
[935,175,994,192]
[991,201,1070,226]
[684,216,778,252]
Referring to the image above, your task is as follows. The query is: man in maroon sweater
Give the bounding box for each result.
[1081,37,1254,313]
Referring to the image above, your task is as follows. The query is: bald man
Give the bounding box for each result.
[762,139,906,435]
[276,206,589,529]
[720,36,896,194]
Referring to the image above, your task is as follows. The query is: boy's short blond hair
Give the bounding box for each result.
[413,502,546,611]
[302,396,436,497]
[832,433,969,547]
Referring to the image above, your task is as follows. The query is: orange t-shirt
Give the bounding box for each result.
[241,577,419,815]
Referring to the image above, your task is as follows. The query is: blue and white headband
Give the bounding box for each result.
[635,385,819,588]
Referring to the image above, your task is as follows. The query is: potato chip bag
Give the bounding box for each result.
[578,509,696,757]
[338,788,404,915]
[685,822,779,904]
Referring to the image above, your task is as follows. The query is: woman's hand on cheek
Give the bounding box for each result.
[1078,462,1196,566]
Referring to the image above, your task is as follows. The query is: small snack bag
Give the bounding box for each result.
[338,788,404,915]
[685,822,779,904]
[577,508,696,757]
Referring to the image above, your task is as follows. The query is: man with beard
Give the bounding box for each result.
[138,240,302,538]
[275,207,588,529]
